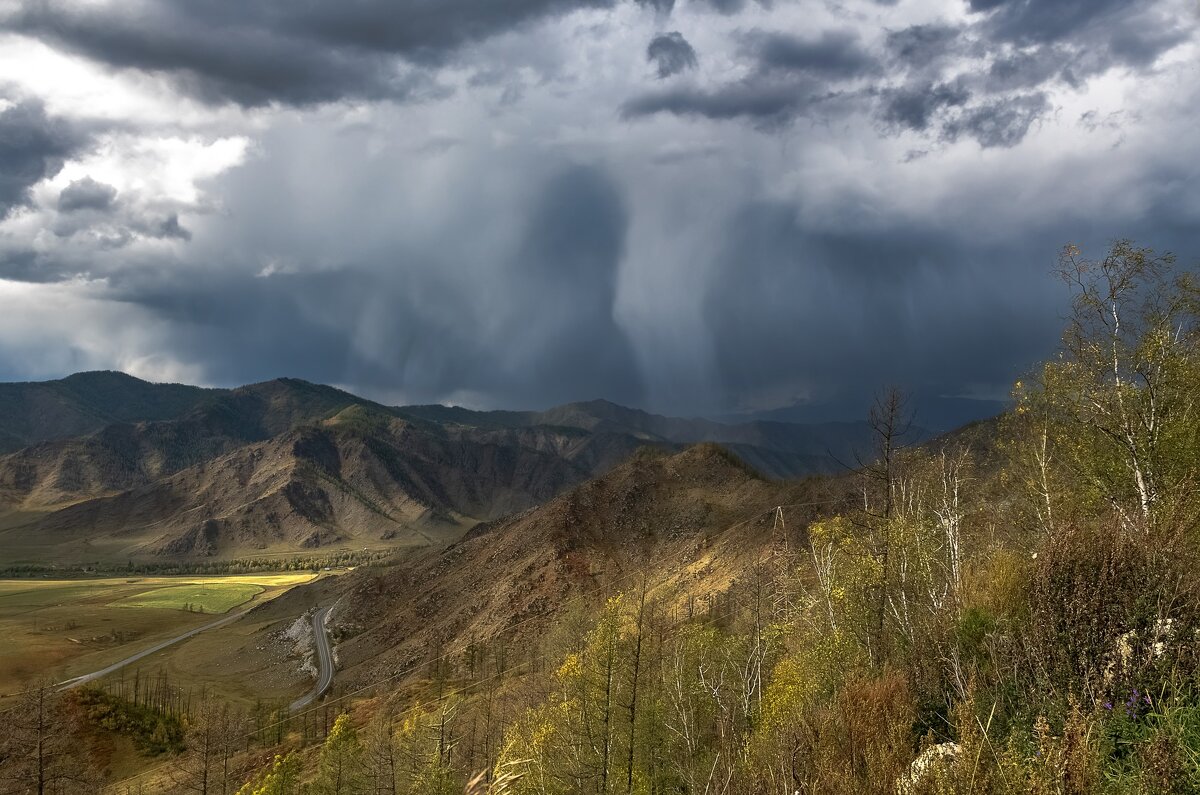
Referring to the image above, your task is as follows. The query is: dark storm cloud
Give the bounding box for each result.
[885,24,963,70]
[698,201,1066,408]
[647,32,697,79]
[943,92,1049,148]
[621,80,837,125]
[90,163,642,408]
[0,98,90,217]
[57,177,117,213]
[3,0,618,106]
[3,0,1198,424]
[499,166,643,403]
[972,0,1142,46]
[968,0,1191,75]
[879,82,971,132]
[624,28,877,124]
[745,30,879,78]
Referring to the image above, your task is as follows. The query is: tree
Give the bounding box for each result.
[0,683,100,794]
[392,703,460,794]
[236,752,300,795]
[315,714,365,794]
[498,596,634,794]
[172,697,248,795]
[851,387,917,666]
[362,709,397,795]
[1018,241,1200,535]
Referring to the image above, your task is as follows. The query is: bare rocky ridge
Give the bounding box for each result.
[0,377,395,512]
[2,407,652,561]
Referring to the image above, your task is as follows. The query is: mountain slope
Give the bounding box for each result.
[399,398,892,478]
[325,444,853,686]
[0,378,398,512]
[0,371,217,454]
[0,406,659,563]
[0,372,916,565]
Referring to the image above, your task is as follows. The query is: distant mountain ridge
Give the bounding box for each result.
[399,398,904,478]
[0,372,972,564]
[0,371,217,454]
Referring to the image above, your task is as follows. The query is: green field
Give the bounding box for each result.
[111,582,264,613]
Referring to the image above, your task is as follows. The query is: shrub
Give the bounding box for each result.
[1028,523,1167,696]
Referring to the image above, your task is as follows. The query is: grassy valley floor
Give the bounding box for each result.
[0,573,316,699]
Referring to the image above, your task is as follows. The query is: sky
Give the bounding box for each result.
[0,0,1198,420]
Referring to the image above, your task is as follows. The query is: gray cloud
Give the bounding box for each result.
[145,212,192,241]
[647,32,697,78]
[623,0,1193,144]
[984,47,1069,93]
[3,0,618,106]
[943,91,1049,148]
[624,28,879,124]
[879,82,971,132]
[885,24,962,70]
[621,79,838,125]
[745,30,879,78]
[695,0,755,14]
[974,0,1142,45]
[0,98,89,217]
[970,0,1191,76]
[58,177,117,213]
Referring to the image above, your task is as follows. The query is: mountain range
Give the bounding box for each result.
[0,371,948,565]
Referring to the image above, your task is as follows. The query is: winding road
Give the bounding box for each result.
[57,605,255,690]
[53,597,338,711]
[290,604,335,712]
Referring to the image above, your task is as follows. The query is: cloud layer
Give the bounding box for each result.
[0,0,1198,420]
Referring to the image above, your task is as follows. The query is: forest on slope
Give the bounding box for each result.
[4,240,1199,794]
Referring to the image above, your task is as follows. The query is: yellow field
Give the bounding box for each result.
[0,573,316,697]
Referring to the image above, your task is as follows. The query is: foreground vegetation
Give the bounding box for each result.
[4,240,1200,793]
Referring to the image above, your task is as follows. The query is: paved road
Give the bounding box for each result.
[57,606,254,690]
[290,605,334,712]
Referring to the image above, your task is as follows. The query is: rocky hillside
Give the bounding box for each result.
[0,405,661,563]
[0,378,399,512]
[327,444,855,687]
[0,372,903,565]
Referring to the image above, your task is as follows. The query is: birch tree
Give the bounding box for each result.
[1019,241,1200,535]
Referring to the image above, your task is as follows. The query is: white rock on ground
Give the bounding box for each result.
[897,742,960,794]
[279,612,317,679]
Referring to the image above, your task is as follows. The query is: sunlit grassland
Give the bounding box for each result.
[110,582,265,613]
